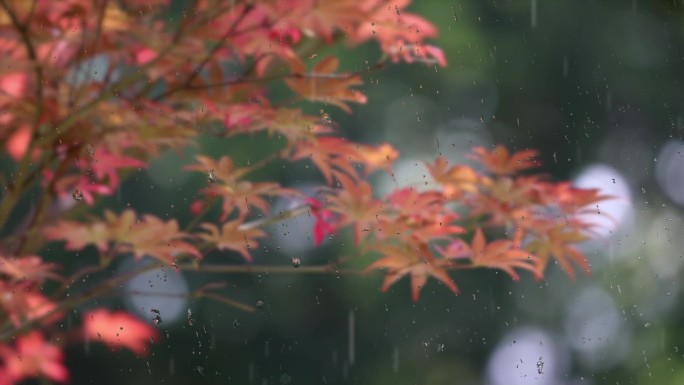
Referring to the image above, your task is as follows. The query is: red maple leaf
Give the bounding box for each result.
[83,309,159,356]
[304,197,338,246]
[0,331,69,383]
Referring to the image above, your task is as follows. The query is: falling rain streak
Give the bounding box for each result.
[348,311,356,366]
[392,346,399,373]
[530,0,537,29]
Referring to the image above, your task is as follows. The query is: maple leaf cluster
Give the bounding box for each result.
[310,145,610,301]
[0,0,609,383]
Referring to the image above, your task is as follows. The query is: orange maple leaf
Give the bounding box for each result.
[196,221,266,262]
[364,241,458,301]
[325,173,384,245]
[284,57,367,113]
[43,209,200,265]
[465,228,539,280]
[43,219,110,252]
[222,105,333,142]
[469,145,540,176]
[425,157,481,198]
[0,256,61,283]
[275,0,366,42]
[289,137,362,184]
[525,223,591,280]
[185,155,297,220]
[0,284,61,327]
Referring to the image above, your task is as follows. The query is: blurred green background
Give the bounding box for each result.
[62,1,684,385]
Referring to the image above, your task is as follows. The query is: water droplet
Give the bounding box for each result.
[536,356,544,374]
[291,257,301,268]
[72,189,83,201]
[256,300,265,309]
[644,322,651,328]
[280,373,292,385]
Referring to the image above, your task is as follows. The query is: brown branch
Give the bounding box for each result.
[68,0,109,108]
[200,292,255,313]
[28,4,238,154]
[0,0,44,130]
[178,61,387,93]
[0,261,160,342]
[151,4,255,101]
[176,263,355,275]
[13,157,71,255]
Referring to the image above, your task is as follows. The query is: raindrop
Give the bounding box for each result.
[392,346,399,373]
[232,319,240,329]
[536,356,544,374]
[72,189,84,201]
[207,169,217,183]
[644,323,651,328]
[256,300,265,309]
[196,366,205,376]
[348,311,356,365]
[280,373,292,385]
[291,257,301,268]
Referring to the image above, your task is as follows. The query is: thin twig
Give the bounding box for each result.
[176,263,354,274]
[201,292,255,313]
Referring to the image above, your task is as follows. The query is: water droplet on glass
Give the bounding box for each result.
[256,300,265,309]
[72,189,83,201]
[291,257,301,268]
[644,322,651,328]
[280,373,292,385]
[85,144,94,158]
[536,356,544,374]
[207,169,217,183]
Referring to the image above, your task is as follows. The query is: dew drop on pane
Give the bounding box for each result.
[537,356,544,374]
[72,189,83,201]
